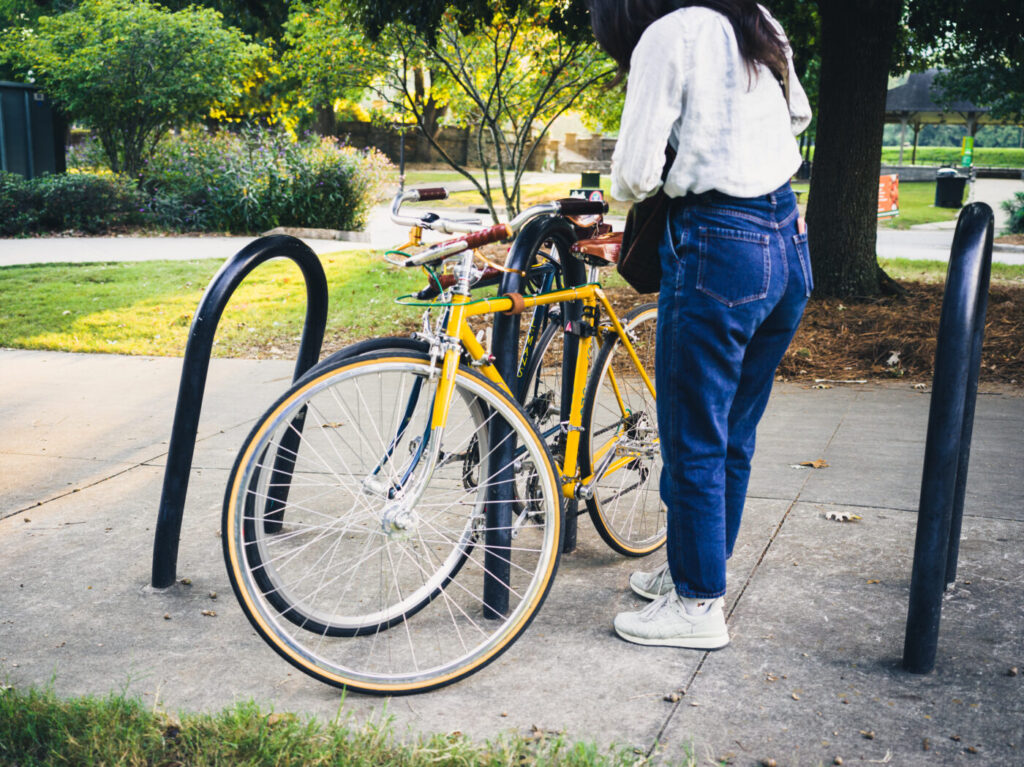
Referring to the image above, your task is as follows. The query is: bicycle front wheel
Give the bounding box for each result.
[223,352,563,694]
[580,303,666,556]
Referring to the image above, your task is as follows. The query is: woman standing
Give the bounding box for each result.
[589,0,813,649]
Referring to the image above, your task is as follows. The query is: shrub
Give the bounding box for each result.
[0,171,142,235]
[66,134,111,172]
[140,128,392,233]
[35,172,143,233]
[0,172,41,236]
[1003,192,1024,235]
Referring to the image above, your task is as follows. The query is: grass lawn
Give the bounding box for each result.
[0,252,428,358]
[0,686,659,767]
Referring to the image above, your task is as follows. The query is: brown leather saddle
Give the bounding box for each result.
[570,230,622,267]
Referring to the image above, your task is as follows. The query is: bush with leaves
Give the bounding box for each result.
[0,171,143,235]
[1003,192,1024,235]
[137,128,392,233]
[0,171,40,235]
[35,172,143,233]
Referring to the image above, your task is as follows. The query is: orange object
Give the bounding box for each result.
[878,174,899,219]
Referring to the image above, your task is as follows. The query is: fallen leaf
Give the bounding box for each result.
[201,610,217,617]
[860,730,875,739]
[812,383,833,389]
[825,510,862,522]
[802,459,829,469]
[867,579,881,584]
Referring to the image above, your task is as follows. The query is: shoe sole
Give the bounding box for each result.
[613,624,730,650]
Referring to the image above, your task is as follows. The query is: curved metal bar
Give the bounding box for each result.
[484,216,584,621]
[903,203,993,674]
[150,235,328,588]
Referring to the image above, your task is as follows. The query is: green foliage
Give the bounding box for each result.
[878,146,1024,167]
[0,170,143,235]
[906,0,1024,120]
[0,685,659,766]
[1,0,259,178]
[1003,192,1024,235]
[137,128,392,233]
[0,170,39,234]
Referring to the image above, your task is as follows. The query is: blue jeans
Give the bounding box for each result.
[656,182,811,599]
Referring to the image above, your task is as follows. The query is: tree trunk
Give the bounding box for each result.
[313,105,336,136]
[805,0,902,297]
[413,66,446,142]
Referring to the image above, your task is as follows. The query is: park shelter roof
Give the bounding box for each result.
[885,69,1001,128]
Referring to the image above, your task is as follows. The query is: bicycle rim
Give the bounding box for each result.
[223,353,562,694]
[581,304,666,556]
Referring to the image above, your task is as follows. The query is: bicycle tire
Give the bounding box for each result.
[223,352,563,694]
[579,303,666,556]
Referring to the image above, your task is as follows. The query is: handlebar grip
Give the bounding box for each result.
[415,187,449,201]
[462,223,513,249]
[557,198,609,216]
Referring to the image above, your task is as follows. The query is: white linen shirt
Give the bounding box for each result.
[610,6,812,202]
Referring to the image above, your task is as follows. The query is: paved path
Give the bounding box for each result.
[1,349,1021,765]
[2,177,1022,268]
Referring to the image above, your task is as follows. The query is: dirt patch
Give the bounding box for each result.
[300,282,1023,387]
[996,233,1024,246]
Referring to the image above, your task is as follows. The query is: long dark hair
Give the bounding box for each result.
[588,0,787,85]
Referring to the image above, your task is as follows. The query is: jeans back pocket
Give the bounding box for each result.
[696,226,771,307]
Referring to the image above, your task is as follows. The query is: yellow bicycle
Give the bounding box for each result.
[222,190,663,694]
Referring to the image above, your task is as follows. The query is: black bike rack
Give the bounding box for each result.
[150,235,328,589]
[480,215,585,616]
[902,202,994,674]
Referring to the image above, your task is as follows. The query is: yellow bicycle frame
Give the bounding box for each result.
[430,284,656,499]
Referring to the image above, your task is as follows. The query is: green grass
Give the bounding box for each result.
[1,242,1017,360]
[881,181,962,229]
[0,252,428,358]
[0,685,674,766]
[790,181,960,229]
[880,146,1024,168]
[880,257,1024,284]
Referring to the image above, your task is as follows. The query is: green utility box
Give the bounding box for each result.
[0,81,66,179]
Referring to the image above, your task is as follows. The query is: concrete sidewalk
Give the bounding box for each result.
[1,349,1021,765]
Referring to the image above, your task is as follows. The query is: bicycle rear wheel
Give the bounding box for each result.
[580,303,666,556]
[223,352,563,694]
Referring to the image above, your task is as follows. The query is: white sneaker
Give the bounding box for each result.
[614,592,729,649]
[629,561,675,600]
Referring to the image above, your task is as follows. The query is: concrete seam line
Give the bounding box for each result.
[647,390,856,758]
[4,463,142,520]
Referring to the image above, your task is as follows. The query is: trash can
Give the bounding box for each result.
[0,81,66,179]
[934,167,967,208]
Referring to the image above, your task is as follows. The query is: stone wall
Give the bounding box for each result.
[335,121,551,170]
